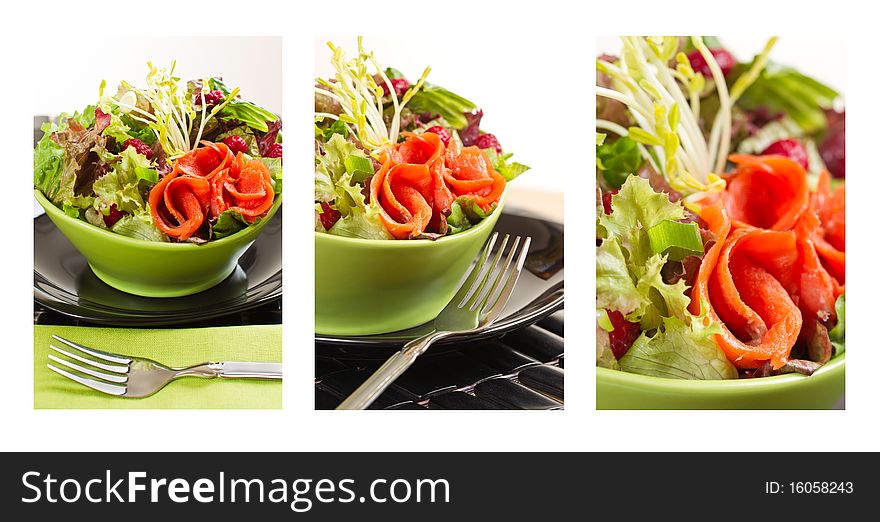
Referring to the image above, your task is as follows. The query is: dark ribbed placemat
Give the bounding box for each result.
[316,310,564,410]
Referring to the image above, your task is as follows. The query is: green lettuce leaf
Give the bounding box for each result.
[103,113,133,145]
[316,119,349,141]
[386,70,476,130]
[213,209,249,239]
[597,136,643,189]
[829,294,845,355]
[70,105,97,128]
[120,114,156,145]
[447,196,495,235]
[633,253,692,330]
[597,175,733,379]
[328,209,392,240]
[93,147,154,215]
[33,123,66,200]
[735,62,840,136]
[596,325,620,370]
[315,134,390,239]
[209,78,278,133]
[619,316,738,380]
[596,236,644,315]
[258,157,283,195]
[482,148,530,182]
[111,212,169,242]
[599,176,685,267]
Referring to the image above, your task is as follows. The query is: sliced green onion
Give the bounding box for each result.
[597,309,614,332]
[646,220,704,261]
[344,155,374,183]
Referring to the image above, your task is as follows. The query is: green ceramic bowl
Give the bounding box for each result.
[314,201,504,336]
[34,189,282,298]
[597,353,845,410]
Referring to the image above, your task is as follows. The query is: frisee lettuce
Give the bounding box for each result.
[619,315,737,380]
[597,176,734,379]
[93,147,154,216]
[315,134,390,239]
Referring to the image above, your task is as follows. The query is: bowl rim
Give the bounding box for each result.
[34,189,282,251]
[314,192,506,247]
[597,352,845,390]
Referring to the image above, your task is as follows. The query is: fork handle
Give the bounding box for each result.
[210,362,283,379]
[336,331,451,410]
[174,362,282,380]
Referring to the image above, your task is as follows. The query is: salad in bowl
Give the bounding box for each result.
[595,37,845,403]
[315,38,528,240]
[34,62,282,297]
[314,38,529,335]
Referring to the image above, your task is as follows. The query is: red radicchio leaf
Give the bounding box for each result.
[459,110,484,147]
[257,120,282,157]
[95,108,111,133]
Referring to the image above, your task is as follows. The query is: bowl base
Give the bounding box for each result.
[89,263,237,298]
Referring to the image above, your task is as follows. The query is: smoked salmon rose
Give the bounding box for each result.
[150,142,277,241]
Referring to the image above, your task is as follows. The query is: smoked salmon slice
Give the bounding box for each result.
[149,144,276,240]
[150,169,211,241]
[724,154,810,231]
[812,170,845,285]
[691,206,802,370]
[690,154,845,370]
[370,132,506,239]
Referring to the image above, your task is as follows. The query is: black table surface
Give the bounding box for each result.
[316,311,564,410]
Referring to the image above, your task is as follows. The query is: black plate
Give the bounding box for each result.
[34,208,282,326]
[315,210,564,348]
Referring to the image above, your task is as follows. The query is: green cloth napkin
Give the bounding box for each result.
[34,325,281,409]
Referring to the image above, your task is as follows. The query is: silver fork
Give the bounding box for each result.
[337,232,531,410]
[47,335,282,398]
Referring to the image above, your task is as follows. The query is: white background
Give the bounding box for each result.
[2,0,876,455]
[33,36,281,117]
[597,36,846,92]
[315,36,564,193]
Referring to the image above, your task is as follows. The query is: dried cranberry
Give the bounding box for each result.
[223,135,250,155]
[195,89,224,106]
[761,138,809,171]
[607,310,641,359]
[264,143,282,158]
[475,133,502,153]
[687,48,737,77]
[425,126,451,146]
[602,189,618,214]
[123,138,153,160]
[381,78,410,97]
[319,202,341,231]
[103,205,125,227]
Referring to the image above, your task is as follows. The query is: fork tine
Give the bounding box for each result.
[481,236,531,323]
[470,236,521,312]
[47,364,127,396]
[52,335,131,364]
[48,354,128,384]
[454,232,498,306]
[462,234,509,309]
[49,345,129,374]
